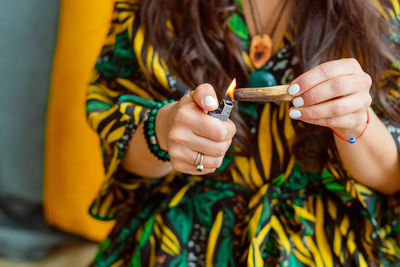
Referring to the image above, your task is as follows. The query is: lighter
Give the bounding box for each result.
[208,78,236,121]
[208,99,234,121]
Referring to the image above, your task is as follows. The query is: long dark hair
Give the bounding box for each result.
[139,0,400,171]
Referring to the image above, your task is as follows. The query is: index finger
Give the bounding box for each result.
[288,58,363,96]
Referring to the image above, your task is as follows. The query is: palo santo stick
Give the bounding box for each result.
[234,85,293,102]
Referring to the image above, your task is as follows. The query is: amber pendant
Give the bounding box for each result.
[249,34,273,69]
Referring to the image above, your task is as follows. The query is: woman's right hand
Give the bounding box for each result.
[156,83,236,175]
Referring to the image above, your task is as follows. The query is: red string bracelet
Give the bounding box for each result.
[332,110,370,144]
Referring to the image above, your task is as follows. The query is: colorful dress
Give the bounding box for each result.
[86,0,400,266]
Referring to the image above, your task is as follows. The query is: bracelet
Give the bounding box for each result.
[332,110,370,144]
[143,99,175,161]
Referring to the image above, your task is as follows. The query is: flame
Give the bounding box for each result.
[226,78,236,101]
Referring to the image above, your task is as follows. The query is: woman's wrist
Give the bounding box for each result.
[142,100,175,161]
[331,109,370,142]
[155,101,176,151]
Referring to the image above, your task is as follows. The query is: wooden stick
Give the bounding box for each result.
[234,85,293,102]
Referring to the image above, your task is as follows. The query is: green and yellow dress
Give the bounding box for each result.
[86,1,400,266]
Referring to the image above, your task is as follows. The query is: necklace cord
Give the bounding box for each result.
[248,0,261,35]
[270,0,289,38]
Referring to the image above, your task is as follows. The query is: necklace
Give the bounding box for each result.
[247,0,289,69]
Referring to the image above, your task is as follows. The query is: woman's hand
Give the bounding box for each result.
[156,84,236,175]
[287,58,372,138]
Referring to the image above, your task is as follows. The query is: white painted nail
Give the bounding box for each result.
[204,96,217,107]
[293,97,304,107]
[288,83,300,95]
[289,109,302,119]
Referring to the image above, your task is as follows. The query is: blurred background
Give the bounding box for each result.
[0,0,115,265]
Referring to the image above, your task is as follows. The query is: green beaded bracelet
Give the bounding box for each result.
[143,99,175,161]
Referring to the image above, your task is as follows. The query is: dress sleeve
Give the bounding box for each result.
[375,1,400,151]
[378,64,400,151]
[86,0,176,221]
[364,4,400,256]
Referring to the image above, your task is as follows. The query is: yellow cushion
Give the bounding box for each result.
[44,0,115,241]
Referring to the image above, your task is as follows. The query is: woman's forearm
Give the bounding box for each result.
[121,105,173,178]
[335,107,400,194]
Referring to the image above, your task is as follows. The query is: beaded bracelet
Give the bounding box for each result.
[332,110,370,144]
[143,99,175,161]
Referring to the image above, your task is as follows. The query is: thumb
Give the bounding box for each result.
[191,83,219,112]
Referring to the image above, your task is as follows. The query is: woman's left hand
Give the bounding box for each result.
[287,58,372,138]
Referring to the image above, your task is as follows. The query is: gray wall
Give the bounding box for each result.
[0,0,72,260]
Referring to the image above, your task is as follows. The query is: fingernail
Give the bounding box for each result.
[205,96,218,107]
[289,109,302,119]
[288,83,300,95]
[293,97,304,107]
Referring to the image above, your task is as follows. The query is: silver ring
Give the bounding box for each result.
[195,152,204,172]
[195,152,202,165]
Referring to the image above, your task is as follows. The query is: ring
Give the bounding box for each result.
[195,152,204,172]
[195,152,202,165]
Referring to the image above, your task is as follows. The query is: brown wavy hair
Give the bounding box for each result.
[138,0,400,171]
